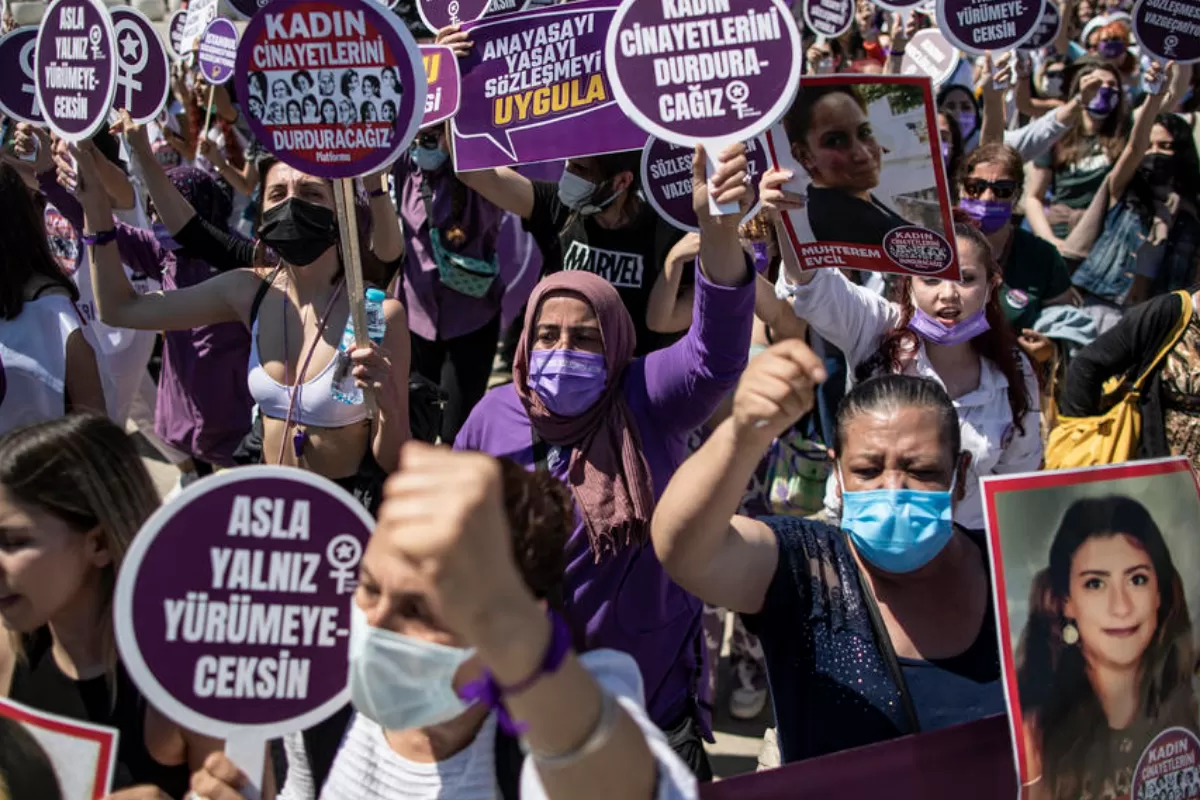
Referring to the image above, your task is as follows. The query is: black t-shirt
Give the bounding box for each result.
[523,180,686,356]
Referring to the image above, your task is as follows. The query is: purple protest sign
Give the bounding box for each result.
[419,44,461,126]
[1019,0,1061,51]
[452,0,646,172]
[1133,0,1200,65]
[110,7,169,123]
[605,0,800,147]
[226,0,270,22]
[166,9,188,58]
[873,0,926,9]
[34,0,118,142]
[198,18,238,85]
[937,0,1046,56]
[802,0,854,40]
[900,28,960,86]
[0,27,42,124]
[235,0,427,180]
[641,134,768,233]
[417,0,493,33]
[114,468,375,740]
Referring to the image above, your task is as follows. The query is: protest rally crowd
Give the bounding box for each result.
[1,0,1200,796]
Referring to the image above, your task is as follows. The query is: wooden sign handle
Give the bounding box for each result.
[332,177,377,419]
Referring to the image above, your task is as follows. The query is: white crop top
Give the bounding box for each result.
[247,319,369,429]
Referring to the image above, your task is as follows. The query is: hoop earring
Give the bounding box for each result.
[1061,620,1080,646]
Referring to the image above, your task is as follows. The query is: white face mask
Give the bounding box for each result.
[348,604,476,731]
[557,168,598,211]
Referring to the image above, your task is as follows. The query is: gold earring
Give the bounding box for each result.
[1062,621,1079,645]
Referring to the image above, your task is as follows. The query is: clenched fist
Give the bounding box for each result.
[731,339,827,445]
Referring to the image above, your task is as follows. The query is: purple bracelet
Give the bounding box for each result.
[457,611,571,735]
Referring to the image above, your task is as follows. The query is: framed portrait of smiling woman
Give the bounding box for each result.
[764,74,960,281]
[981,458,1200,800]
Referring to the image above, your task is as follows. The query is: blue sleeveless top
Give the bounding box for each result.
[742,516,1005,764]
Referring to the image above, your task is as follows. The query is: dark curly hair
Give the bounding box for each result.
[497,458,572,612]
[856,216,1033,435]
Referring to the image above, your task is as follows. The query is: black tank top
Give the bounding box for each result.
[8,629,190,797]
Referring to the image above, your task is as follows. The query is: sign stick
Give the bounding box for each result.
[201,83,215,144]
[225,731,265,800]
[706,149,739,217]
[333,177,377,418]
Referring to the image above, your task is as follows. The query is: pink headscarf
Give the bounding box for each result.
[513,271,655,561]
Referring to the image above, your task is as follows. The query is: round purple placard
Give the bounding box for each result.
[417,0,493,33]
[937,0,1046,56]
[873,0,926,9]
[0,27,42,124]
[1019,0,1061,51]
[34,0,118,142]
[167,9,188,59]
[1131,727,1200,799]
[802,0,853,40]
[235,0,427,180]
[1133,0,1200,65]
[900,28,960,86]
[605,0,801,147]
[226,0,271,22]
[113,467,375,738]
[883,226,954,276]
[198,17,238,85]
[641,134,768,233]
[110,7,170,123]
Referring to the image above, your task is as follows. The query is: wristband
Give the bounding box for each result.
[530,690,620,769]
[367,187,389,198]
[83,229,116,246]
[457,610,572,735]
[890,49,905,56]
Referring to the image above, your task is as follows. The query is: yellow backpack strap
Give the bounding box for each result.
[1132,291,1195,391]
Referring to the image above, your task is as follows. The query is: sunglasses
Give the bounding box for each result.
[962,178,1019,200]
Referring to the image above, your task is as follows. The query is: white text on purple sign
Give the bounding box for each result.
[44,7,103,121]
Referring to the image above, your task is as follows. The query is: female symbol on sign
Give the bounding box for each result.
[88,24,102,57]
[326,533,363,595]
[114,19,148,109]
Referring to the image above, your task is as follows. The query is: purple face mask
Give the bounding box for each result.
[941,140,952,167]
[1087,85,1120,117]
[956,111,978,140]
[909,305,992,346]
[959,198,1014,234]
[1097,39,1126,58]
[528,348,607,417]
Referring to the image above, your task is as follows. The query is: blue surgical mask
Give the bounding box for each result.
[412,145,448,172]
[348,604,475,730]
[557,169,598,211]
[839,465,956,574]
[152,221,181,251]
[528,348,607,417]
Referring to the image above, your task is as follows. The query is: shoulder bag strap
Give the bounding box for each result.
[1132,290,1194,391]
[249,265,283,329]
[849,560,922,735]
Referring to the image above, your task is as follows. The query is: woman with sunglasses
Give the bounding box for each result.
[394,124,508,445]
[958,144,1076,367]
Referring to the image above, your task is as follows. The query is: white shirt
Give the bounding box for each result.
[776,268,1043,529]
[278,649,698,800]
[0,294,105,435]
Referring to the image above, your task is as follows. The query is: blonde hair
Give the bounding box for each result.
[0,414,159,683]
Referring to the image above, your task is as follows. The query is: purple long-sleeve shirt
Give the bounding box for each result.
[455,269,754,734]
[39,176,253,466]
[392,153,506,342]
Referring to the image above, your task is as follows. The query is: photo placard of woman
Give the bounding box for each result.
[764,74,961,281]
[981,458,1200,800]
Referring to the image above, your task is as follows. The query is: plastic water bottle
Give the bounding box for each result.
[331,288,388,405]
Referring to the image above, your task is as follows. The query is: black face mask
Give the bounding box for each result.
[1139,152,1174,185]
[258,197,338,267]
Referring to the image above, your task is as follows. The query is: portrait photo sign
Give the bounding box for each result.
[0,26,42,124]
[110,7,170,123]
[33,0,118,142]
[0,697,119,800]
[982,458,1200,800]
[452,0,647,172]
[235,0,427,179]
[764,74,959,280]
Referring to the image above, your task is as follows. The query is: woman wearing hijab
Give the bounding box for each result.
[454,145,756,779]
[32,147,254,475]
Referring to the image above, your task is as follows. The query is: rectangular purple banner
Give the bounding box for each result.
[451,0,646,172]
[701,716,1015,800]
